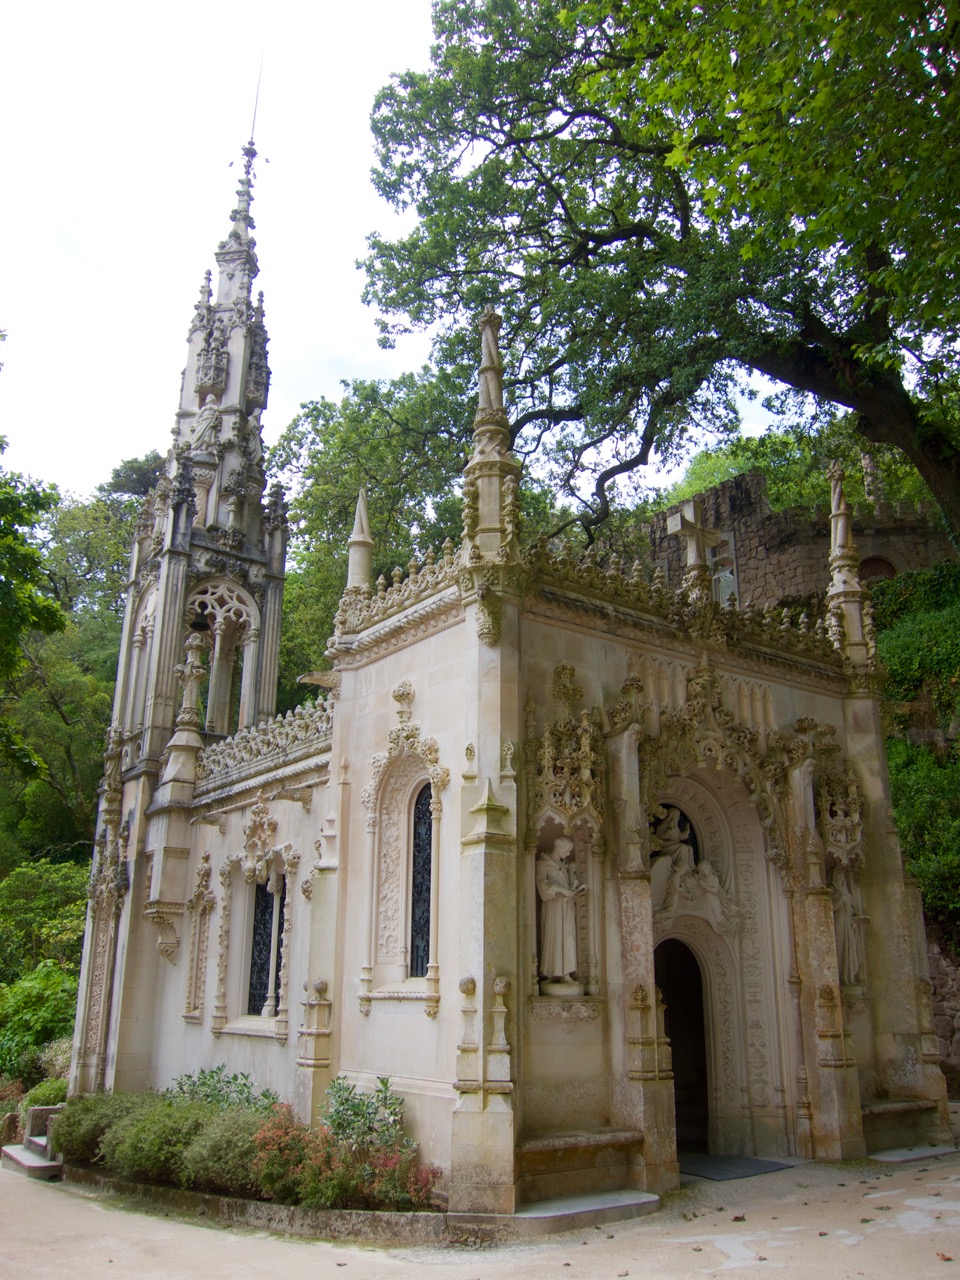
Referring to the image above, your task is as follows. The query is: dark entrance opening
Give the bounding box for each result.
[654,938,709,1152]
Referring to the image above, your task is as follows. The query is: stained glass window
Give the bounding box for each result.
[409,785,432,978]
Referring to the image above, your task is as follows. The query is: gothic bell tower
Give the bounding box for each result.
[112,138,287,776]
[71,141,287,1093]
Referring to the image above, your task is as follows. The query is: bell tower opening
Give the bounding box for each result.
[655,937,709,1153]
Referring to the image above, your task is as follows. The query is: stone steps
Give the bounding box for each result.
[1,1142,62,1180]
[1,1104,64,1181]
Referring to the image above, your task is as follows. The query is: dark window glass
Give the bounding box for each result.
[410,785,432,978]
[247,875,285,1014]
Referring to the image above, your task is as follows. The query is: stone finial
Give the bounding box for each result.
[346,488,374,590]
[828,463,854,557]
[478,304,504,412]
[230,138,258,240]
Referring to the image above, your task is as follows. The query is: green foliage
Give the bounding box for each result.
[364,1,960,539]
[0,438,65,774]
[165,1064,278,1112]
[178,1104,264,1198]
[98,1094,211,1186]
[18,1075,68,1128]
[321,1075,404,1150]
[870,561,960,634]
[661,424,934,516]
[51,1092,150,1166]
[870,562,960,732]
[574,0,960,343]
[0,960,77,1079]
[0,860,88,984]
[887,739,960,923]
[877,603,960,721]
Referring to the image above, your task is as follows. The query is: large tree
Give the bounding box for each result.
[365,0,960,540]
[0,438,65,772]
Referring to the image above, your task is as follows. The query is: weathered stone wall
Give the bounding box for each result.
[927,925,960,1097]
[648,471,955,606]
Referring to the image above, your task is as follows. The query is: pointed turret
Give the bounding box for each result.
[346,488,374,590]
[461,305,521,565]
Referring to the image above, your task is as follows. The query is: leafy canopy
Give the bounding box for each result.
[365,0,960,540]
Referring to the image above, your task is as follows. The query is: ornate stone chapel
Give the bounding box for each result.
[70,142,950,1214]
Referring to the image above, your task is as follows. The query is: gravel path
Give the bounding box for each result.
[2,1150,959,1280]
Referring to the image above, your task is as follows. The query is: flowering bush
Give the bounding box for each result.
[253,1079,440,1210]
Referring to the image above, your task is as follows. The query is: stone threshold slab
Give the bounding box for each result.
[869,1143,959,1163]
[448,1188,660,1239]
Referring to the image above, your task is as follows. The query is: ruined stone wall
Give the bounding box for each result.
[647,470,955,607]
[927,926,960,1097]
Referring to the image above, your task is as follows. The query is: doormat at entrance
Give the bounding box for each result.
[679,1153,793,1181]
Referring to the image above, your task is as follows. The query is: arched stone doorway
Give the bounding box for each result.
[655,938,710,1152]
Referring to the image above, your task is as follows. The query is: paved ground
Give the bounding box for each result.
[2,1151,960,1280]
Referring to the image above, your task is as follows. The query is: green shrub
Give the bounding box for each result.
[322,1075,404,1150]
[0,960,78,1079]
[165,1064,277,1112]
[877,601,960,723]
[99,1095,210,1186]
[52,1092,153,1165]
[888,738,960,922]
[19,1075,67,1113]
[179,1104,263,1198]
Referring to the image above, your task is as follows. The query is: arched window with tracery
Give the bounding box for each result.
[184,580,260,734]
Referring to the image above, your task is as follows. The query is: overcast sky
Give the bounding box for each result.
[0,0,435,497]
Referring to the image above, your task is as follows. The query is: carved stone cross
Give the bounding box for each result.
[666,499,726,571]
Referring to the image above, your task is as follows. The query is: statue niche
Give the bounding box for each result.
[536,833,587,995]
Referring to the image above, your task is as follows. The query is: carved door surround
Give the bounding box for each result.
[651,770,792,1157]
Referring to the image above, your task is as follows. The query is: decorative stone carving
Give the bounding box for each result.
[184,852,216,1021]
[526,664,605,831]
[195,318,228,395]
[196,700,333,784]
[143,905,182,963]
[817,767,864,871]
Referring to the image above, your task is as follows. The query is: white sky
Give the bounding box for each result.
[0,0,435,498]
[0,0,776,505]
